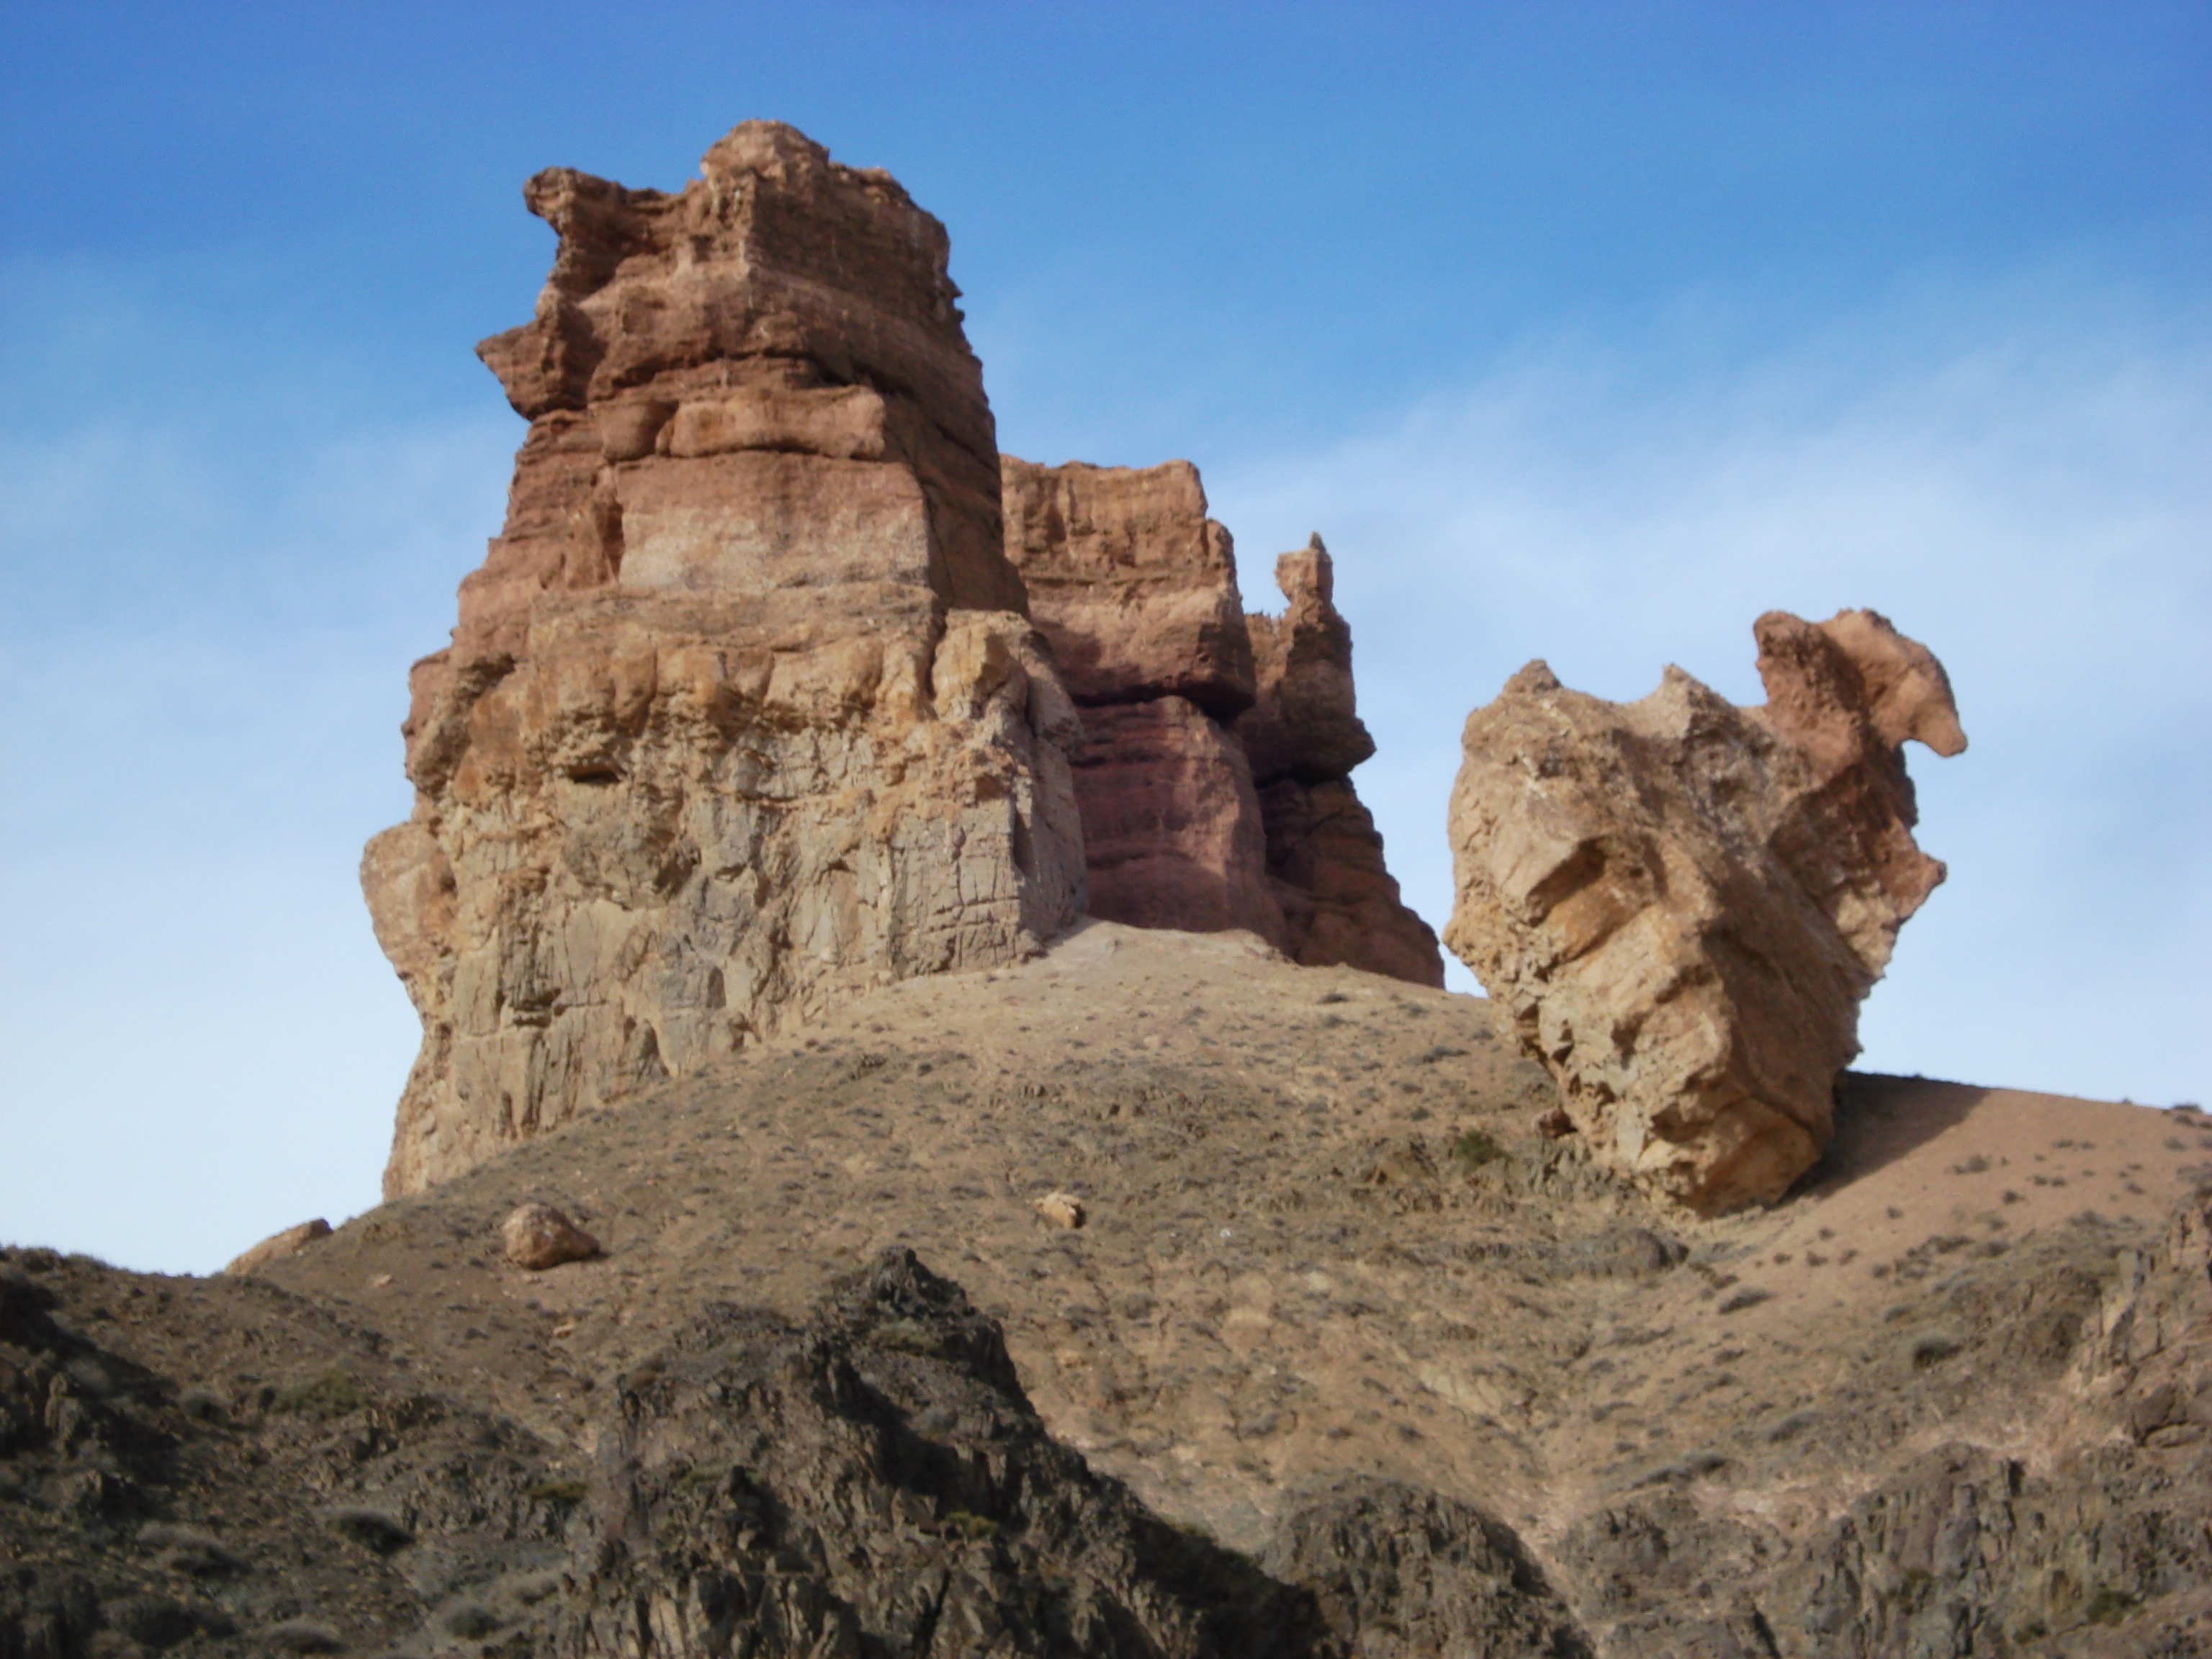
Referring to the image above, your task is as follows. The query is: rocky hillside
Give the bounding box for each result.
[7,926,2211,1656]
[9,120,2209,1659]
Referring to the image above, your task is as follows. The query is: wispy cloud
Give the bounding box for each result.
[0,341,516,1269]
[1213,266,2212,1106]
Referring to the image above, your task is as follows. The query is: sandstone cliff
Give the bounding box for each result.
[1444,608,1966,1213]
[1002,460,1439,984]
[364,122,1084,1197]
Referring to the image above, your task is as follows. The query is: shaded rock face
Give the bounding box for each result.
[1443,609,1965,1215]
[366,122,1084,1197]
[1002,462,1439,984]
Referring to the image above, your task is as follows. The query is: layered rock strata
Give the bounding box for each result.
[1002,460,1439,983]
[365,122,1083,1196]
[1443,608,1966,1213]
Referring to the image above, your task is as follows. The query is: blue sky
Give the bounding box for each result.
[3,2,2206,1272]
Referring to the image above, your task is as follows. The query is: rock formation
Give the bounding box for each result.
[1002,460,1439,983]
[1238,539,1444,987]
[364,122,1084,1197]
[1443,608,1966,1213]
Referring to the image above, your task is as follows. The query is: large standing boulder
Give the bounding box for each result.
[365,123,1084,1196]
[1443,609,1965,1213]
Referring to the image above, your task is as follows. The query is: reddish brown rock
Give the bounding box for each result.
[999,458,1255,715]
[1004,459,1284,945]
[1443,608,1966,1215]
[1003,469,1437,981]
[367,124,1084,1197]
[1070,698,1282,940]
[1240,540,1442,986]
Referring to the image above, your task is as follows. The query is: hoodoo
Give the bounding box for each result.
[1444,608,1966,1213]
[366,122,1437,1197]
[364,122,1085,1196]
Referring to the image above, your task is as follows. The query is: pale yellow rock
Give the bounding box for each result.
[1444,609,1966,1215]
[1033,1192,1087,1230]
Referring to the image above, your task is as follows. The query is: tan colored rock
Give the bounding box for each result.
[1240,539,1442,986]
[367,124,1084,1197]
[1443,608,1966,1215]
[223,1219,331,1277]
[500,1202,601,1270]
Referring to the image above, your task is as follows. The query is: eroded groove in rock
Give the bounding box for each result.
[1443,608,1966,1213]
[366,122,1084,1197]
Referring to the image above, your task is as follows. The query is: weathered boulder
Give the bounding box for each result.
[499,1201,600,1271]
[1004,471,1438,982]
[1443,608,1965,1214]
[1240,541,1442,986]
[367,123,1084,1196]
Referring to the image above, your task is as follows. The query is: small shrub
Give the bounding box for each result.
[940,1509,997,1540]
[1910,1333,1964,1370]
[870,1317,944,1357]
[323,1504,413,1554]
[264,1620,345,1655]
[1449,1129,1505,1172]
[527,1475,590,1506]
[271,1371,364,1421]
[2084,1586,2139,1626]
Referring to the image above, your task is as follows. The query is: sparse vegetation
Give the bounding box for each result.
[1910,1333,1964,1370]
[1449,1128,1505,1171]
[270,1370,364,1421]
[527,1475,590,1506]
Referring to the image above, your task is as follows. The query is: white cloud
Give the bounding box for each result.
[1211,268,2211,1107]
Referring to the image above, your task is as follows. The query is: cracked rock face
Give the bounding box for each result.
[364,122,1084,1197]
[1443,608,1966,1214]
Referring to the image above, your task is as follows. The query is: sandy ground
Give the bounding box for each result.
[239,921,2209,1561]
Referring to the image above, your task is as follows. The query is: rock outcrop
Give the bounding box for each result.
[364,122,1084,1196]
[1002,461,1439,983]
[1443,608,1966,1213]
[1239,540,1444,986]
[1000,458,1280,943]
